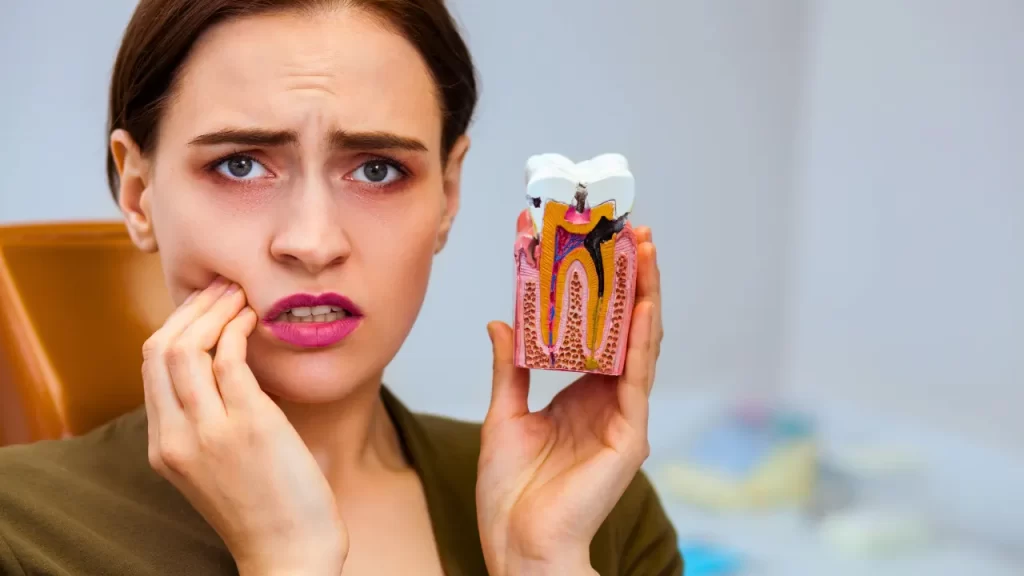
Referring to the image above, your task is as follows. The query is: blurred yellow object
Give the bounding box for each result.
[0,221,172,446]
[661,439,818,510]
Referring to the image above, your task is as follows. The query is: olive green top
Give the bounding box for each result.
[0,387,683,575]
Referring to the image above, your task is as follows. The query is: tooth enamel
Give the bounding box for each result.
[290,307,312,318]
[311,305,332,315]
[524,153,635,236]
[312,314,326,322]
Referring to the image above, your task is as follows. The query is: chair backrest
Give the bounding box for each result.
[0,222,172,446]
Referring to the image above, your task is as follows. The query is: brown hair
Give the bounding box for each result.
[106,0,478,199]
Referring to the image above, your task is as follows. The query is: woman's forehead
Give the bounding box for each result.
[163,8,442,149]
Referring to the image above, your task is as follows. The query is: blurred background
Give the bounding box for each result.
[1,0,1021,574]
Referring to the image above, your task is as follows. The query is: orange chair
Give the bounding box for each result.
[0,221,173,446]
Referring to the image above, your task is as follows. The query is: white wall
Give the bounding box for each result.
[784,0,1024,458]
[0,0,134,222]
[390,0,807,414]
[0,1,808,419]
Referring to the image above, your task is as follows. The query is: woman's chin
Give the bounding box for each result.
[259,378,359,404]
[246,342,381,404]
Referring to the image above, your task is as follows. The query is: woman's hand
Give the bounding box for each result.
[477,228,663,575]
[142,278,346,576]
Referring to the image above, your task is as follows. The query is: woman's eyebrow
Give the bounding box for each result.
[189,129,298,147]
[329,130,428,152]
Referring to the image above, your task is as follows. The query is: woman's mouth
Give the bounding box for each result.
[262,293,363,348]
[273,305,351,323]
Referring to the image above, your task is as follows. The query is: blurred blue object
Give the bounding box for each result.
[679,541,744,575]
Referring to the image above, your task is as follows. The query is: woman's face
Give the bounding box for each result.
[113,8,468,402]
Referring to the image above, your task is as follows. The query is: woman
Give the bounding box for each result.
[0,0,680,574]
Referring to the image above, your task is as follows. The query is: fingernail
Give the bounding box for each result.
[224,283,240,295]
[183,291,199,304]
[211,276,228,288]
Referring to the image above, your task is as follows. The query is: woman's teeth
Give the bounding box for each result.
[274,305,348,323]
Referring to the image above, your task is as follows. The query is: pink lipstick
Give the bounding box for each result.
[262,293,363,348]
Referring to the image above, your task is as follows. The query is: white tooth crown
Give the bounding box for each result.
[291,307,312,318]
[311,305,332,315]
[524,153,635,236]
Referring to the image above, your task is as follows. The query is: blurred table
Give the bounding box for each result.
[655,504,1021,576]
[644,387,1024,576]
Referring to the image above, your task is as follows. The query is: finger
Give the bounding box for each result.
[143,337,186,433]
[160,277,234,342]
[636,242,663,389]
[176,283,246,354]
[142,279,228,410]
[165,284,246,422]
[213,306,262,411]
[636,242,660,311]
[618,301,654,432]
[141,363,161,458]
[485,321,531,423]
[142,347,191,461]
[634,226,652,244]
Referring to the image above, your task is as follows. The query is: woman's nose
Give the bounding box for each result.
[269,185,351,275]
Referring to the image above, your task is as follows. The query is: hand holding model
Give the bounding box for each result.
[478,154,662,575]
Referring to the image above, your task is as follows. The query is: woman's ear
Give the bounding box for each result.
[110,129,157,253]
[435,134,470,254]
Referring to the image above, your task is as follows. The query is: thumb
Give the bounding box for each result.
[486,321,530,422]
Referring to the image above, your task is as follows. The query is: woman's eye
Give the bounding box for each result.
[215,156,269,180]
[349,160,403,185]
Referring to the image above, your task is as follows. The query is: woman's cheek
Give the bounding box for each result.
[156,198,261,300]
[371,209,439,313]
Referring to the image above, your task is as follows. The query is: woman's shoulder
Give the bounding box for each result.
[0,408,231,575]
[0,407,150,497]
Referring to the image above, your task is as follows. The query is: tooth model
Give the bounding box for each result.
[513,153,638,375]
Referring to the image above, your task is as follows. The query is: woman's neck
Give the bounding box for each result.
[274,379,408,489]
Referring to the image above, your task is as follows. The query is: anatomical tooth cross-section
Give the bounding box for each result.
[513,153,638,375]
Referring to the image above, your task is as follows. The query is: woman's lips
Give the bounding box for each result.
[261,293,363,348]
[264,318,362,348]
